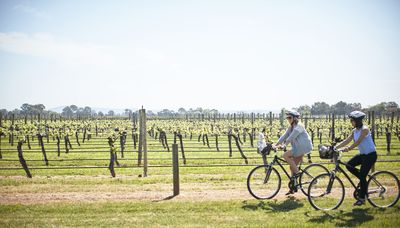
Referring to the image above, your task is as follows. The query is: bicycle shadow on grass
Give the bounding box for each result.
[242,196,304,213]
[305,208,374,226]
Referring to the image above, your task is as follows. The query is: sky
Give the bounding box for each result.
[0,0,399,112]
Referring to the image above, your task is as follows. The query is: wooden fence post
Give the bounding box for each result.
[139,108,148,177]
[269,112,272,126]
[172,143,180,196]
[331,113,335,142]
[371,111,376,173]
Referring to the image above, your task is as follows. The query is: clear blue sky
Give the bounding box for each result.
[0,0,399,112]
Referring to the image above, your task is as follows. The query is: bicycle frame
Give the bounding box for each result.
[328,152,381,194]
[331,160,359,190]
[262,151,308,182]
[266,154,293,179]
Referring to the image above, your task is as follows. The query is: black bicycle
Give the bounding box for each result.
[247,143,329,199]
[307,144,400,210]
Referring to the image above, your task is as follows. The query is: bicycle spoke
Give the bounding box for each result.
[367,171,400,208]
[299,164,329,196]
[247,165,281,200]
[308,173,345,210]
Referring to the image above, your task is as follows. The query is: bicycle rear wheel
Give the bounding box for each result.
[308,173,345,210]
[299,163,329,196]
[367,171,400,208]
[247,165,281,199]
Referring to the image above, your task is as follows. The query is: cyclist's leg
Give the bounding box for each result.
[293,155,303,168]
[358,152,378,199]
[283,150,299,175]
[346,154,362,177]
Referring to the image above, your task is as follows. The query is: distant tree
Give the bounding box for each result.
[70,105,78,113]
[294,105,311,115]
[62,106,73,117]
[311,102,331,115]
[386,102,399,113]
[146,110,155,116]
[83,106,92,117]
[209,109,219,115]
[345,103,362,113]
[11,109,21,115]
[107,110,115,116]
[20,103,32,115]
[331,101,348,115]
[195,107,203,114]
[158,109,174,117]
[33,104,45,115]
[0,109,7,116]
[368,102,387,115]
[124,109,132,116]
[178,108,186,115]
[98,111,104,117]
[367,102,399,115]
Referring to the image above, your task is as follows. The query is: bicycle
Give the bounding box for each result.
[247,143,329,199]
[307,144,400,210]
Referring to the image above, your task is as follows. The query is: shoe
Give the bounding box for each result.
[353,198,366,206]
[285,189,295,195]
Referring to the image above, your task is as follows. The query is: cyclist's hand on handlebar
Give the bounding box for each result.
[338,147,349,152]
[274,144,286,150]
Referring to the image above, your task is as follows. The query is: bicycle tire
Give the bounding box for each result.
[247,165,281,200]
[308,173,345,210]
[367,171,400,208]
[299,163,329,196]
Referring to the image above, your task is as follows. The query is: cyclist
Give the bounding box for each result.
[274,110,313,194]
[335,110,377,206]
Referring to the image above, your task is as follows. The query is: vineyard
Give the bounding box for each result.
[1,112,400,175]
[1,112,400,226]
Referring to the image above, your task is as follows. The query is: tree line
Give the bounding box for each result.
[0,101,398,118]
[294,101,399,116]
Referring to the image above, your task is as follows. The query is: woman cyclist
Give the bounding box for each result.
[274,110,313,194]
[335,111,377,206]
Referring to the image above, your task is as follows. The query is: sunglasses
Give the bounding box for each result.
[286,116,293,119]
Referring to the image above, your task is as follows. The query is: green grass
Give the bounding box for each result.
[1,127,400,227]
[0,200,399,227]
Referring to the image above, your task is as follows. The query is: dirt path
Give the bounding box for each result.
[0,175,357,205]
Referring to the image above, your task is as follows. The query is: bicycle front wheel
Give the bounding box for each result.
[308,173,345,210]
[247,165,281,200]
[299,163,329,196]
[367,171,400,208]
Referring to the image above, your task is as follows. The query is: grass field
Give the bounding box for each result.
[1,126,400,227]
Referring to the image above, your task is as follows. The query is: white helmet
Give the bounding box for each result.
[348,111,366,119]
[285,110,300,118]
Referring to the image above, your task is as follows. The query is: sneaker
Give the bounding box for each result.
[353,198,366,206]
[285,189,295,195]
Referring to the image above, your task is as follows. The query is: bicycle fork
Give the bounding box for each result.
[368,178,387,198]
[263,166,273,184]
[325,172,336,194]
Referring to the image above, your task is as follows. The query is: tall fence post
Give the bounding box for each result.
[172,143,180,196]
[269,112,272,126]
[371,111,376,173]
[331,113,335,142]
[139,108,148,177]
